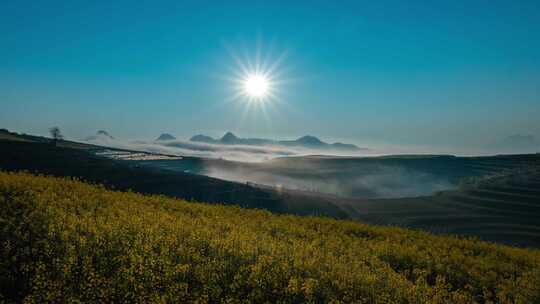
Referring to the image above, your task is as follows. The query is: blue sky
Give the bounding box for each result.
[1,0,539,152]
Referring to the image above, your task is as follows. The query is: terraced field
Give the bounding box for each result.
[346,158,540,247]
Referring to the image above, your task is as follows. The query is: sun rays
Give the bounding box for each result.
[217,39,292,132]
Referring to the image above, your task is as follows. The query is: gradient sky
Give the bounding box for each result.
[1,0,540,153]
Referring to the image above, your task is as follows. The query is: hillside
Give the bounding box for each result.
[156,133,177,141]
[0,128,102,150]
[1,171,540,303]
[2,133,540,248]
[0,139,348,218]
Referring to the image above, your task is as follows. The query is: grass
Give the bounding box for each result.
[1,171,540,303]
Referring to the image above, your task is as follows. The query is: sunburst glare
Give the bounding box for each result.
[210,39,298,132]
[244,74,269,99]
[224,40,288,106]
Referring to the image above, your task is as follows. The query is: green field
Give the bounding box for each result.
[1,171,540,303]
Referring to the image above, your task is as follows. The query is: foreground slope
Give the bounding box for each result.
[1,172,539,303]
[0,139,348,218]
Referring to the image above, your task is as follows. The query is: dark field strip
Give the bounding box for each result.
[483,185,540,196]
[409,217,540,234]
[405,215,515,226]
[447,194,540,214]
[526,181,540,187]
[467,189,540,203]
[451,230,540,248]
[508,180,540,188]
[462,163,514,171]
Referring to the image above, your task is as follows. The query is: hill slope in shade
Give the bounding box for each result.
[1,171,539,303]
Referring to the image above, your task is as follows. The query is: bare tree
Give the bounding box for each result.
[49,126,63,146]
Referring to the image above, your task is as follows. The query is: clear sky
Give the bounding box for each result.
[1,0,539,153]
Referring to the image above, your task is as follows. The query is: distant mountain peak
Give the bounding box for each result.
[156,133,176,141]
[296,135,323,145]
[221,132,238,143]
[190,134,216,143]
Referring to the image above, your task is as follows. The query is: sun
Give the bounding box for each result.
[244,74,269,98]
[224,40,288,105]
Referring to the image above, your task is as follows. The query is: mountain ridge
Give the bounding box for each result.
[156,133,176,141]
[190,132,363,151]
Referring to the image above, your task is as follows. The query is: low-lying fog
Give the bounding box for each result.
[86,137,369,162]
[202,158,456,198]
[85,137,476,199]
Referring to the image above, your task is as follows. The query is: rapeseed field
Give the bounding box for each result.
[1,171,539,303]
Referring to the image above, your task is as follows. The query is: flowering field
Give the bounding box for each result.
[1,171,539,303]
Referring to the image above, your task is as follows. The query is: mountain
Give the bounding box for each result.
[190,132,363,151]
[85,130,114,141]
[279,135,325,148]
[156,133,176,141]
[221,132,239,144]
[190,134,217,144]
[295,135,324,145]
